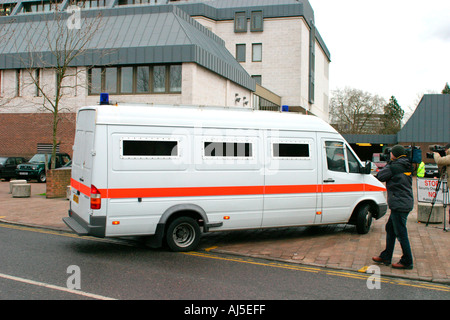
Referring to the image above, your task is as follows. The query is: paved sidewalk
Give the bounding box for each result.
[1,180,449,284]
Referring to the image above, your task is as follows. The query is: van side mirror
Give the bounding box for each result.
[360,161,372,175]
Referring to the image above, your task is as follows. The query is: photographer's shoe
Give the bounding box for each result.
[372,256,391,266]
[392,262,413,270]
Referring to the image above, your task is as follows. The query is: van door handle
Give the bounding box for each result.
[323,178,335,183]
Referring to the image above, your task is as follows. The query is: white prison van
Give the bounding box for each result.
[63,104,387,251]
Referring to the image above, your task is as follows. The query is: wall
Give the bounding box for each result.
[46,168,71,198]
[0,112,76,158]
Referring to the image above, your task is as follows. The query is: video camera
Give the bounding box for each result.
[426,145,446,159]
[380,145,422,163]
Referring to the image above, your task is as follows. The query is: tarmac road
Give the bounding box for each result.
[1,223,450,301]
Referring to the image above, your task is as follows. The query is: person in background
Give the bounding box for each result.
[417,161,425,178]
[433,143,450,227]
[372,145,414,269]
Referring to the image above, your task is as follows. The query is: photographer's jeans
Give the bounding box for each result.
[380,210,413,266]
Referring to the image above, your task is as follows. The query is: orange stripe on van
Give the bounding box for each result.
[70,178,91,197]
[70,180,385,199]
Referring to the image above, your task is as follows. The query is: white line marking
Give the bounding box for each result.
[0,272,116,300]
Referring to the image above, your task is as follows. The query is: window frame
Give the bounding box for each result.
[88,64,182,95]
[236,44,246,62]
[120,137,180,160]
[250,10,263,32]
[252,43,262,62]
[234,11,247,33]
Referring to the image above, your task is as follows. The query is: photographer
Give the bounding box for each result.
[433,143,450,222]
[372,145,414,269]
[433,143,450,183]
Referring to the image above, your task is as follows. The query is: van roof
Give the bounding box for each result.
[80,104,338,133]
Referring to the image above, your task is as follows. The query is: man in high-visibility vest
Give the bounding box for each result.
[417,161,425,178]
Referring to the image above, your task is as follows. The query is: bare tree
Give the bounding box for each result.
[330,87,386,134]
[17,6,105,169]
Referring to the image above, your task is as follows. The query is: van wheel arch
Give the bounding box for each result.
[146,205,206,250]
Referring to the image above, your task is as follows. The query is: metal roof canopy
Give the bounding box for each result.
[0,4,255,90]
[398,94,450,143]
[343,134,397,145]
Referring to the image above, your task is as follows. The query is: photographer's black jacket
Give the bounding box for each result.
[376,156,414,213]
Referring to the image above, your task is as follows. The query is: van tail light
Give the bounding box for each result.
[90,185,101,210]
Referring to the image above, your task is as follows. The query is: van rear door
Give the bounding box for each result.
[70,109,96,224]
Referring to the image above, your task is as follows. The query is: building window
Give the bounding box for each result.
[251,75,261,85]
[250,11,263,32]
[169,65,182,92]
[15,70,20,97]
[105,67,117,94]
[35,69,41,96]
[120,66,133,94]
[136,66,150,93]
[90,67,102,94]
[234,12,247,33]
[252,43,262,62]
[88,64,182,95]
[236,44,246,62]
[153,65,166,93]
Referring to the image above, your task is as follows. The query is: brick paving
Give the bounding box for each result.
[1,179,449,284]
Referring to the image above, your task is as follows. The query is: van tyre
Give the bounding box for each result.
[165,217,200,252]
[355,204,372,234]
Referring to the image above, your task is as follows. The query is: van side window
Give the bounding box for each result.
[346,146,360,173]
[122,139,178,157]
[273,143,309,158]
[325,141,346,172]
[204,142,252,158]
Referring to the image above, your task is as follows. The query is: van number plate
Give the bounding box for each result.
[73,194,79,204]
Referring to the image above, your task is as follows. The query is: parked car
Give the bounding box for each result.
[424,163,440,178]
[0,156,27,181]
[16,153,71,183]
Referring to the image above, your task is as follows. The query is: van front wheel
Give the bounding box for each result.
[165,217,201,252]
[355,204,372,234]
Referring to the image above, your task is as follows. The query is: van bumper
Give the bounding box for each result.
[376,204,388,220]
[63,210,106,238]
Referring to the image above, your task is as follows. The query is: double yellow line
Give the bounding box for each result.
[185,250,450,293]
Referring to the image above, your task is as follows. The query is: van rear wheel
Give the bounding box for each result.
[165,217,200,252]
[355,204,372,234]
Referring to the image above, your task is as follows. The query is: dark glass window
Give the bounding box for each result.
[273,143,309,158]
[123,140,178,157]
[204,142,252,158]
[236,44,246,62]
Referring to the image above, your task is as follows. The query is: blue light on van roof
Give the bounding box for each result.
[100,93,109,105]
